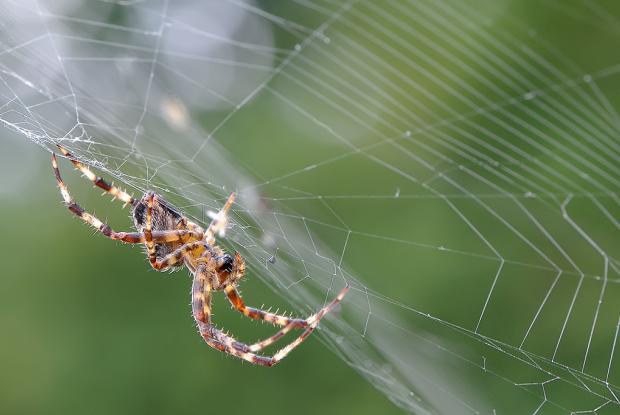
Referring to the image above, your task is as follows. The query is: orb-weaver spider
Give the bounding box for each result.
[51,145,348,366]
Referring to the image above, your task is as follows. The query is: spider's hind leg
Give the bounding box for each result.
[56,144,135,207]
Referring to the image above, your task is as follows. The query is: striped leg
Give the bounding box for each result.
[244,298,339,353]
[200,324,318,367]
[225,285,309,328]
[221,253,308,328]
[53,153,142,243]
[246,322,297,352]
[232,285,351,351]
[191,250,349,366]
[144,194,215,270]
[192,255,215,326]
[198,285,350,367]
[143,192,158,265]
[56,144,135,206]
[205,193,235,244]
[149,229,204,243]
[149,241,211,271]
[53,154,197,245]
[143,192,209,270]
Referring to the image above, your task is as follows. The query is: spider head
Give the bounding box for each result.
[132,192,184,232]
[219,254,235,273]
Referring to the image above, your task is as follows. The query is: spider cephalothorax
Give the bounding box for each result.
[51,144,348,366]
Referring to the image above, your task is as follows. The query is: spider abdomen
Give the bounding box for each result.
[133,193,187,263]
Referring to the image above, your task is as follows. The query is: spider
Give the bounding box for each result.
[51,144,349,367]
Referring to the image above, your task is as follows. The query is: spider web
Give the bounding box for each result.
[2,0,620,413]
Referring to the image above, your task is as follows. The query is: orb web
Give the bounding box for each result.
[2,1,620,413]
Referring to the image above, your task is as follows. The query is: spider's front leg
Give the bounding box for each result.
[205,193,235,245]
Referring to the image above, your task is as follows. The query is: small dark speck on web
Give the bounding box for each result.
[267,248,278,264]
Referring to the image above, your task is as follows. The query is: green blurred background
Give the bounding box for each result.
[2,1,620,414]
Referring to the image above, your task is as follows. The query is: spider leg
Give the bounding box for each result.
[200,324,315,367]
[150,240,212,271]
[245,294,344,353]
[225,285,310,328]
[56,144,135,207]
[53,154,201,245]
[149,230,204,243]
[191,248,349,366]
[246,322,297,352]
[52,153,143,243]
[144,192,159,265]
[191,252,215,325]
[198,286,349,367]
[205,193,235,244]
[143,193,159,264]
[143,194,214,270]
[217,252,305,328]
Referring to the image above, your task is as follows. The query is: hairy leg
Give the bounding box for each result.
[198,286,349,366]
[205,193,235,244]
[53,154,201,245]
[56,144,135,206]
